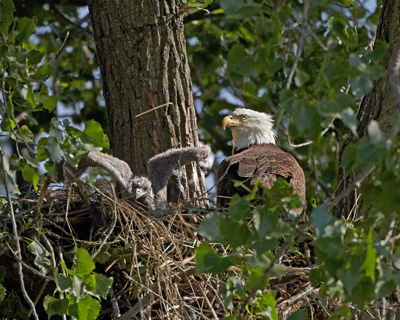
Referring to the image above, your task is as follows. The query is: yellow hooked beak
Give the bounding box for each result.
[222,115,244,130]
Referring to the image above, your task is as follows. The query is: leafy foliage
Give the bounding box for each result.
[196,180,298,317]
[1,0,400,318]
[44,248,113,320]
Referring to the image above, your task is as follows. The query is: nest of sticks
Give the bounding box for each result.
[0,179,336,319]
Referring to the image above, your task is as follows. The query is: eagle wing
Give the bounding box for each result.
[217,144,305,211]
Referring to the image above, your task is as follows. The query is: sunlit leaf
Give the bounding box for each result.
[75,248,95,277]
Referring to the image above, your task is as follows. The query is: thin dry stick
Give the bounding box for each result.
[0,146,39,320]
[64,185,77,246]
[6,242,53,281]
[51,31,70,60]
[28,280,49,318]
[135,102,175,119]
[308,25,328,51]
[91,184,118,259]
[118,268,196,320]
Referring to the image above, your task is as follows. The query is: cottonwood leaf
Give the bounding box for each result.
[94,274,113,299]
[220,219,251,248]
[75,248,95,277]
[287,310,308,320]
[0,0,14,37]
[43,296,68,318]
[69,295,100,320]
[15,17,36,44]
[195,242,239,275]
[197,212,224,243]
[229,194,251,221]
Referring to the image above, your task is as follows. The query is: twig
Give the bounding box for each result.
[41,233,57,269]
[118,268,196,320]
[381,213,396,247]
[135,102,175,118]
[109,288,121,318]
[0,146,39,320]
[28,280,49,318]
[327,164,375,209]
[65,185,77,246]
[51,31,70,60]
[288,137,313,148]
[91,184,118,259]
[6,242,53,281]
[308,25,328,51]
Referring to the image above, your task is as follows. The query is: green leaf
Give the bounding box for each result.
[75,248,95,277]
[197,211,224,243]
[47,137,64,162]
[72,274,84,297]
[69,295,100,320]
[43,295,69,318]
[227,44,256,76]
[0,284,6,304]
[221,315,238,320]
[361,230,376,281]
[11,125,34,142]
[28,240,52,274]
[220,219,251,248]
[31,62,52,81]
[339,107,357,135]
[43,96,58,112]
[287,310,308,320]
[21,148,40,168]
[312,205,344,239]
[255,291,278,319]
[370,42,388,63]
[94,273,113,299]
[350,75,373,98]
[229,194,251,221]
[1,118,16,131]
[22,164,40,191]
[27,49,45,65]
[270,263,285,278]
[329,306,352,320]
[195,242,239,275]
[246,263,269,291]
[60,261,74,276]
[81,120,110,149]
[54,270,72,292]
[0,0,15,37]
[294,69,310,87]
[15,17,36,44]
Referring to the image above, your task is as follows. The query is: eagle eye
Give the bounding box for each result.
[242,115,248,120]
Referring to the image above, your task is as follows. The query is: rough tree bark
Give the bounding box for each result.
[333,0,400,218]
[87,0,207,204]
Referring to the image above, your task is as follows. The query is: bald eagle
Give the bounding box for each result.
[217,108,306,214]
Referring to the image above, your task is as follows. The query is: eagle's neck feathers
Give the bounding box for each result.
[232,124,276,151]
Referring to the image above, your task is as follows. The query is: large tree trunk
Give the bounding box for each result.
[87,0,207,204]
[333,0,400,218]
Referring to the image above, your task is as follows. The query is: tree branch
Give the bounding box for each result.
[0,146,39,320]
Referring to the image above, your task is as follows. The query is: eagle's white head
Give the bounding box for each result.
[222,108,276,151]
